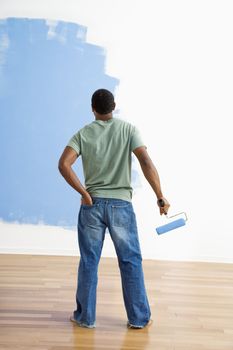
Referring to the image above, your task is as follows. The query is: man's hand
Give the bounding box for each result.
[157,197,170,215]
[81,192,93,206]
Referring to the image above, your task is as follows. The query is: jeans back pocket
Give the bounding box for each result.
[80,203,100,227]
[111,203,132,227]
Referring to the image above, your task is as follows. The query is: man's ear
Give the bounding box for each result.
[113,102,116,110]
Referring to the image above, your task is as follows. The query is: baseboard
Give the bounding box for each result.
[0,247,232,264]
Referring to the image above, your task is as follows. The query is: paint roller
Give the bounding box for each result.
[156,199,188,235]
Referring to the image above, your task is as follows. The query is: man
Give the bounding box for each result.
[58,88,170,329]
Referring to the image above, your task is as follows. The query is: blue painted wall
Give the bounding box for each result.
[0,18,119,227]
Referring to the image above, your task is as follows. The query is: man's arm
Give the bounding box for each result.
[133,146,170,215]
[58,146,92,205]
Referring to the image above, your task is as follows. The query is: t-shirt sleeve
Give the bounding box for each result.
[67,131,81,155]
[130,126,147,152]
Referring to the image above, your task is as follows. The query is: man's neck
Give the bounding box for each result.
[95,112,113,121]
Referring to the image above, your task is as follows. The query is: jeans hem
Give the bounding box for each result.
[77,322,96,328]
[71,315,96,328]
[127,317,151,329]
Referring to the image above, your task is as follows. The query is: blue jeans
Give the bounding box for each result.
[73,197,151,328]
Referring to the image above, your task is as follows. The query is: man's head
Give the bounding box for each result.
[91,89,115,115]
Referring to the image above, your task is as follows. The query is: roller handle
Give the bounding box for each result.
[158,199,188,221]
[157,198,167,215]
[158,199,165,207]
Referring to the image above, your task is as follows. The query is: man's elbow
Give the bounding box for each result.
[139,156,153,169]
[58,159,69,174]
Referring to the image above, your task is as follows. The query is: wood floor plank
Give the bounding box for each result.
[0,254,233,349]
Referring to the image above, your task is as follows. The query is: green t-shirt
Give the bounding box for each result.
[67,117,146,202]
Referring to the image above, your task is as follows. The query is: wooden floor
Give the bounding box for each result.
[0,255,233,350]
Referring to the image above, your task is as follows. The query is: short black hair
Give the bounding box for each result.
[91,89,115,114]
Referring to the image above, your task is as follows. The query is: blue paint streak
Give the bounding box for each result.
[0,18,119,227]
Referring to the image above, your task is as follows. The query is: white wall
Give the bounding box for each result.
[1,0,233,262]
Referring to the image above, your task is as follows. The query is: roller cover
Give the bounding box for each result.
[156,218,186,235]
